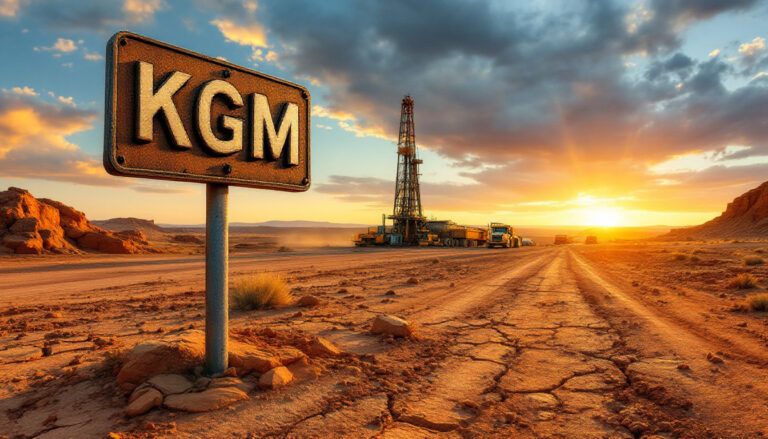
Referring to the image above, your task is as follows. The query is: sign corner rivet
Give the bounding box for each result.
[302,177,309,185]
[119,39,127,47]
[222,70,231,78]
[301,90,308,99]
[223,163,232,175]
[116,155,125,165]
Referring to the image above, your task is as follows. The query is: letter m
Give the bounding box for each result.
[250,93,299,166]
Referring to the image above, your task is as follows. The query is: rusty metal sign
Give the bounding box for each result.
[104,31,310,191]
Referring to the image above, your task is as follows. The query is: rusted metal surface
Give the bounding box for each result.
[104,31,310,191]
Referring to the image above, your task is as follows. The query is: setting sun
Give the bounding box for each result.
[581,207,624,227]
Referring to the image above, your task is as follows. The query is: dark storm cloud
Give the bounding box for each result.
[255,0,767,170]
[18,0,161,32]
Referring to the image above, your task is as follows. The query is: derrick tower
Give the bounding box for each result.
[390,95,424,244]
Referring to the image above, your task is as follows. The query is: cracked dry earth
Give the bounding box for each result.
[2,245,768,438]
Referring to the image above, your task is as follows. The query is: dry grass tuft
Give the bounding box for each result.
[747,294,768,311]
[743,256,765,266]
[672,253,688,261]
[727,273,758,290]
[230,274,293,310]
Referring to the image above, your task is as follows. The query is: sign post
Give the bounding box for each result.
[104,31,310,375]
[205,183,228,374]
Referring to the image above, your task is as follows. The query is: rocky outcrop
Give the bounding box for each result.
[661,181,768,240]
[0,187,153,254]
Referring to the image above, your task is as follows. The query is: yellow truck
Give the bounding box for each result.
[487,223,521,248]
[354,226,403,246]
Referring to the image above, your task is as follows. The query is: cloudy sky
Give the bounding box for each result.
[1,0,767,226]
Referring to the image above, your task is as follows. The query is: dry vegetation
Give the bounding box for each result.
[230,273,293,310]
[728,273,758,289]
[743,256,765,266]
[747,293,768,311]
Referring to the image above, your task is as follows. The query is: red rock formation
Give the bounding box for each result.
[661,181,768,240]
[0,187,153,255]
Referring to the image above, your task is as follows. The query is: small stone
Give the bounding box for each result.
[164,387,248,412]
[228,344,281,374]
[147,374,193,395]
[258,366,293,389]
[306,336,341,357]
[385,290,396,296]
[277,346,306,365]
[406,277,419,285]
[706,353,724,364]
[209,377,253,393]
[297,295,321,307]
[125,388,163,416]
[44,311,62,319]
[371,315,413,337]
[677,363,691,370]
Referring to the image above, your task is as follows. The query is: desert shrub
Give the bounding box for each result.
[755,248,766,254]
[672,253,687,261]
[230,274,292,310]
[727,273,757,289]
[743,256,764,266]
[747,294,768,311]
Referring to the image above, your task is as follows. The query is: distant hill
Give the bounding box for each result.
[93,217,165,233]
[660,181,768,240]
[159,220,370,229]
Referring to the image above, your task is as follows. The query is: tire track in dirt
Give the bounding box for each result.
[570,249,768,438]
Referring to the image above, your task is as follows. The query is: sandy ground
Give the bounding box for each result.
[1,243,768,438]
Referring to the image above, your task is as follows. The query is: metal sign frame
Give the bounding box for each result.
[103,31,311,192]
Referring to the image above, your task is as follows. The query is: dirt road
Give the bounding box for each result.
[2,244,767,438]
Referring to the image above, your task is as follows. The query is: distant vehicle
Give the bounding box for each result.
[354,226,403,246]
[521,238,536,246]
[585,236,598,244]
[488,223,521,248]
[554,234,571,245]
[419,220,488,247]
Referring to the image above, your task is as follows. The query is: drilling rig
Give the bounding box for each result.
[389,95,426,245]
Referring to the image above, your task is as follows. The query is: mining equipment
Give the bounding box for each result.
[418,220,488,247]
[585,236,598,244]
[390,95,426,245]
[487,223,521,248]
[521,238,536,246]
[353,96,520,248]
[554,234,572,245]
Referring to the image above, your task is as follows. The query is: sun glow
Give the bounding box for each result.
[580,208,623,227]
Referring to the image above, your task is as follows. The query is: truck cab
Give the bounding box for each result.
[487,223,521,248]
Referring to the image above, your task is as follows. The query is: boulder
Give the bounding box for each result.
[371,315,413,337]
[0,187,151,254]
[77,231,135,254]
[125,387,163,416]
[258,366,293,390]
[147,374,193,395]
[116,330,205,390]
[297,295,321,307]
[164,387,248,412]
[228,343,281,374]
[306,336,341,357]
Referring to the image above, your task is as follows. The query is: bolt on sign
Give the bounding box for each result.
[104,31,310,190]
